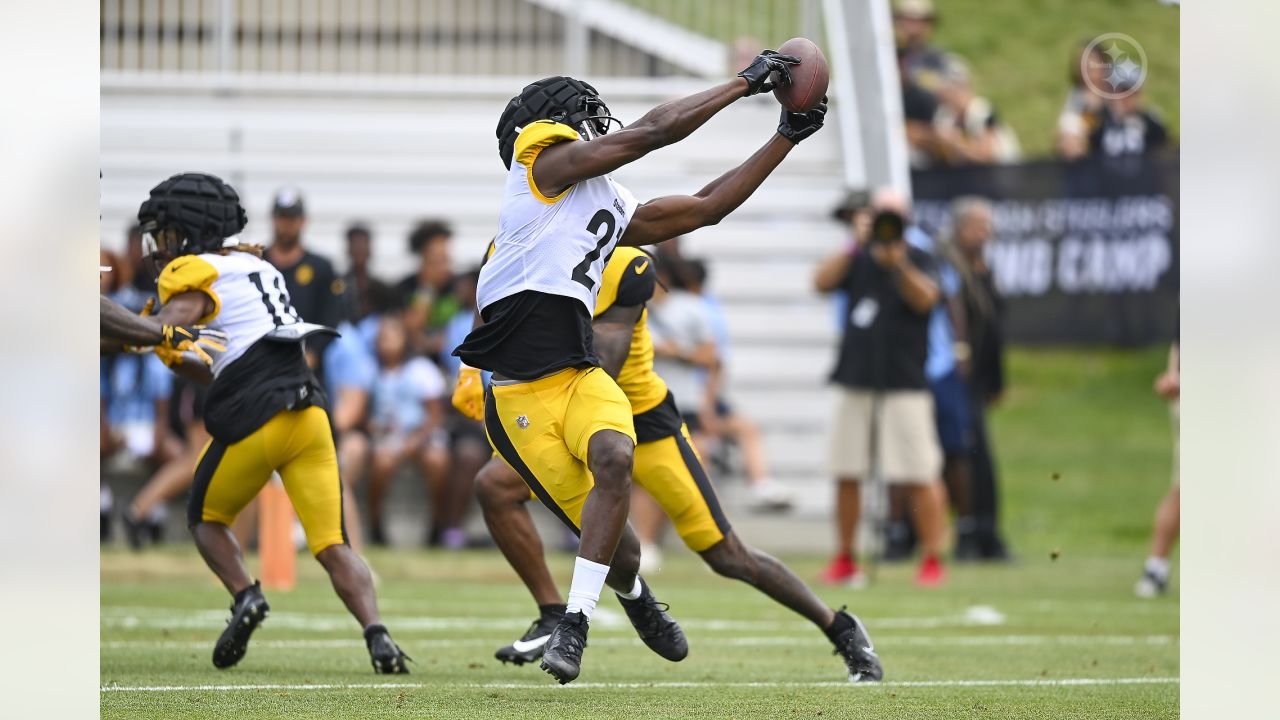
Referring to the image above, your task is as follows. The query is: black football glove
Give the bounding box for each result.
[737,50,802,96]
[777,96,828,144]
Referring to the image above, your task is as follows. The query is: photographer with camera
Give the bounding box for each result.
[814,189,950,588]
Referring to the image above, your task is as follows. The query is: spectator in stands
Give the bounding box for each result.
[943,196,1012,561]
[813,191,950,589]
[100,248,181,540]
[1135,342,1179,597]
[932,57,1021,166]
[121,377,210,550]
[399,220,463,362]
[1056,41,1108,161]
[123,223,159,293]
[365,313,452,547]
[893,0,947,96]
[341,222,392,323]
[439,267,489,549]
[323,313,381,557]
[682,258,794,512]
[266,187,343,370]
[1089,81,1170,159]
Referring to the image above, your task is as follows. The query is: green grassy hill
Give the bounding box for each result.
[621,0,1179,158]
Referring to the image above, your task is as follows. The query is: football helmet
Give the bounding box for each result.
[137,172,248,266]
[496,76,622,169]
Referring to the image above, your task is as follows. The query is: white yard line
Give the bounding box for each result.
[101,634,1176,651]
[100,677,1180,693]
[100,605,1011,633]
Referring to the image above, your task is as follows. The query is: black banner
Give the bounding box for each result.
[911,152,1179,346]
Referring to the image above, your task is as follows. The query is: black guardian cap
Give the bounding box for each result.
[137,172,247,258]
[496,76,620,169]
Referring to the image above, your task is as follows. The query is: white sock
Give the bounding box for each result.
[1144,556,1170,579]
[617,576,643,600]
[565,556,611,620]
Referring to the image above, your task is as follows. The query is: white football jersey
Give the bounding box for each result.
[477,120,639,315]
[158,250,310,376]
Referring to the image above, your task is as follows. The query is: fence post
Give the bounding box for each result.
[564,0,588,76]
[218,0,236,74]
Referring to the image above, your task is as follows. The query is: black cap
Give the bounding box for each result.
[831,189,872,223]
[272,186,306,217]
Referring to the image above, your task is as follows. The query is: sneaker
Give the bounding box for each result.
[1134,569,1168,598]
[617,578,688,662]
[915,555,945,588]
[540,611,590,684]
[820,554,855,585]
[831,608,884,682]
[123,512,147,551]
[495,612,562,665]
[747,480,794,512]
[953,528,983,563]
[826,556,869,589]
[365,624,411,674]
[212,581,270,669]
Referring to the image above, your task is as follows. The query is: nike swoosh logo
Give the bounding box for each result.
[634,260,649,274]
[510,635,551,653]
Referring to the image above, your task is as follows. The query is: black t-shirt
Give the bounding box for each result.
[831,246,938,390]
[1089,107,1169,158]
[203,337,327,444]
[272,249,342,368]
[274,250,342,328]
[452,291,598,380]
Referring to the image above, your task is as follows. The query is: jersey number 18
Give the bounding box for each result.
[248,271,302,326]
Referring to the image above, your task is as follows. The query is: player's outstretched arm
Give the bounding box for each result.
[101,295,165,346]
[620,100,827,247]
[593,304,643,380]
[533,51,799,195]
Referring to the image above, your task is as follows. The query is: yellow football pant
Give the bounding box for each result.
[189,406,346,556]
[485,367,636,532]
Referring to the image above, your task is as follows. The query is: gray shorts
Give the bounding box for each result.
[830,388,942,484]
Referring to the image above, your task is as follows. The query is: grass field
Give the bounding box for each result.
[101,349,1180,718]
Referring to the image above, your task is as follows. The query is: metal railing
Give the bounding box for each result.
[100,0,818,79]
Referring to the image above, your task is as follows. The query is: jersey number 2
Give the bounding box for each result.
[248,272,301,326]
[571,208,618,290]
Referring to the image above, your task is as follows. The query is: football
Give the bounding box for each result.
[774,37,829,113]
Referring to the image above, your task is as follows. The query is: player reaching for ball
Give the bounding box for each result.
[106,172,410,674]
[452,50,829,684]
[454,245,883,683]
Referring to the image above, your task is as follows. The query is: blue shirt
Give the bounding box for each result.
[101,353,171,427]
[371,357,445,433]
[905,226,958,382]
[323,321,377,392]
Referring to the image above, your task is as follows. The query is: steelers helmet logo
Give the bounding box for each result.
[516,415,530,429]
[295,263,314,286]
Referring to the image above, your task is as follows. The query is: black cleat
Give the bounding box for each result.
[539,611,589,684]
[212,581,269,669]
[617,578,688,662]
[365,624,411,674]
[831,607,883,682]
[365,625,411,674]
[496,612,562,666]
